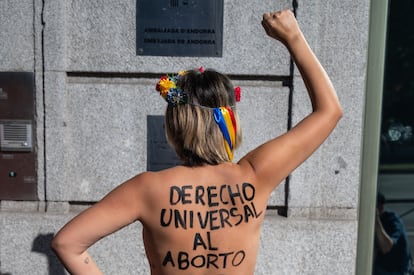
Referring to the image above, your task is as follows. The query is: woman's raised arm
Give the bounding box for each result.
[239,10,343,191]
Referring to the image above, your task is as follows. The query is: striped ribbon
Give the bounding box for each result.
[213,107,237,161]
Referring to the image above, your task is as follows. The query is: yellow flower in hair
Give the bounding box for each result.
[160,78,176,91]
[156,77,176,98]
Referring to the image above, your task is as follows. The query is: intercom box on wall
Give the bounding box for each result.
[0,72,37,200]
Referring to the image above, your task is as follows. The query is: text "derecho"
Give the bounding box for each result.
[169,182,256,206]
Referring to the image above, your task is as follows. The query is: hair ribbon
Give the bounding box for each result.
[213,107,237,161]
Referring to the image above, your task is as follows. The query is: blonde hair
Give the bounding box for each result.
[165,69,242,166]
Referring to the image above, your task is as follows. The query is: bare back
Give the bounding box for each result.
[139,163,268,275]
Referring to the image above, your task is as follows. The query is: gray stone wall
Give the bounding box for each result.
[0,0,370,274]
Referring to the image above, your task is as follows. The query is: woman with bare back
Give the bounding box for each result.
[51,9,342,275]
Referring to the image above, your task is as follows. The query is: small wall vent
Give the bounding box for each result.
[0,120,33,152]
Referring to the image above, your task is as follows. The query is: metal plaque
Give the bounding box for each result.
[136,0,223,57]
[147,115,182,171]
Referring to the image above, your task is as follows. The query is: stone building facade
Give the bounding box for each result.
[0,0,371,274]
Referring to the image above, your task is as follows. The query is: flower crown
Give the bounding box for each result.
[155,67,241,106]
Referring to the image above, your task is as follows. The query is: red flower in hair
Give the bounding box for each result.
[234,86,241,102]
[198,66,205,74]
[156,75,168,92]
